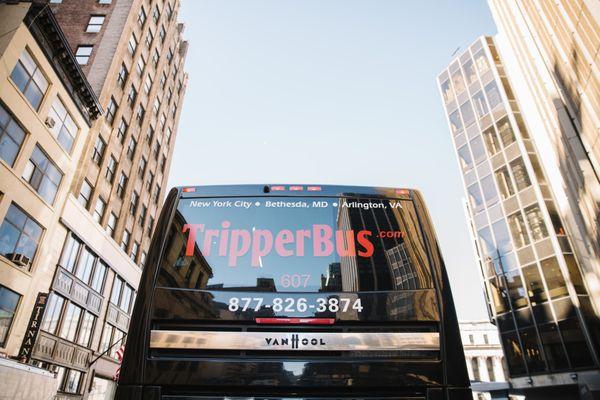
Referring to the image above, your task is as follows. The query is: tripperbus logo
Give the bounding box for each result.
[182,221,406,267]
[264,334,327,349]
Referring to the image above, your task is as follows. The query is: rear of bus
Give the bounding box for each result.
[115,185,471,400]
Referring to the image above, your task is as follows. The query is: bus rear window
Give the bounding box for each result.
[157,196,433,292]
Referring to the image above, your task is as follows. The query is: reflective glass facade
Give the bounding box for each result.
[438,37,600,379]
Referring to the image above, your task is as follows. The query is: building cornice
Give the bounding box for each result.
[25,2,103,124]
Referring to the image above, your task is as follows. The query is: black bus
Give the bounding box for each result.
[116,184,471,400]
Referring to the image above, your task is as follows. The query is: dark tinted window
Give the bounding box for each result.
[158,196,433,292]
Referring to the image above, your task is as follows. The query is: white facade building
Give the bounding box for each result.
[460,321,509,399]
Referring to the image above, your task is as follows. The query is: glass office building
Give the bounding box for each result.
[438,36,600,397]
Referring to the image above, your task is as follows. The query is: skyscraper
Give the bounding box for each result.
[437,34,599,399]
[0,0,189,398]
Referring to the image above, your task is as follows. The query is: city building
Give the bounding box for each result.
[0,1,101,398]
[0,0,188,399]
[437,34,600,399]
[460,321,509,400]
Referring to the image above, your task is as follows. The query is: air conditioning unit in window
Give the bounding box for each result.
[9,253,31,268]
[45,116,56,129]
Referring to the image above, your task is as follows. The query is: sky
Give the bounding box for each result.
[171,0,498,320]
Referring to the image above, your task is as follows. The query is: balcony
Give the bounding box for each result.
[32,331,91,371]
[52,266,103,315]
[106,302,131,332]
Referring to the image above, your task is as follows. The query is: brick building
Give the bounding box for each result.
[0,0,189,398]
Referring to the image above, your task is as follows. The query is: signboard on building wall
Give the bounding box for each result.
[18,292,49,363]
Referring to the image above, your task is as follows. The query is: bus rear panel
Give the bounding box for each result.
[116,185,471,400]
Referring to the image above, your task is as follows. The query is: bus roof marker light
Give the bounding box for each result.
[289,186,303,191]
[182,187,196,193]
[307,186,322,191]
[395,189,410,196]
[270,185,285,191]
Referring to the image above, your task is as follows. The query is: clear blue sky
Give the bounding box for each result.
[171,1,497,320]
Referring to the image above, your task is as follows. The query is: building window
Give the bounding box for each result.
[153,184,161,203]
[106,212,117,237]
[160,155,166,172]
[77,311,95,347]
[136,56,146,76]
[93,197,106,223]
[127,85,137,108]
[130,241,139,261]
[41,293,64,335]
[0,285,21,347]
[138,205,147,226]
[62,369,82,394]
[166,47,173,64]
[137,5,147,26]
[152,5,160,23]
[165,127,172,144]
[159,25,166,43]
[509,158,531,191]
[116,117,128,143]
[116,172,128,198]
[166,2,173,19]
[144,75,153,95]
[146,125,155,143]
[166,87,173,104]
[482,126,500,156]
[22,145,63,204]
[105,97,117,125]
[0,103,26,166]
[92,136,106,165]
[496,117,515,147]
[11,49,48,110]
[160,71,167,88]
[59,302,82,342]
[459,101,475,128]
[541,257,568,299]
[473,50,489,75]
[77,180,93,207]
[98,0,112,3]
[120,230,130,251]
[472,90,488,117]
[110,276,134,313]
[140,251,147,267]
[152,48,159,67]
[86,15,105,33]
[145,29,154,48]
[135,104,145,126]
[508,212,529,248]
[129,191,139,215]
[138,157,147,176]
[524,204,548,241]
[448,110,462,134]
[147,216,154,236]
[484,81,501,110]
[146,171,154,191]
[522,263,547,304]
[48,97,77,152]
[105,155,117,183]
[152,141,159,160]
[440,79,453,103]
[116,63,128,88]
[126,137,137,159]
[494,166,514,200]
[159,112,166,130]
[467,182,483,213]
[75,45,93,65]
[128,33,138,55]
